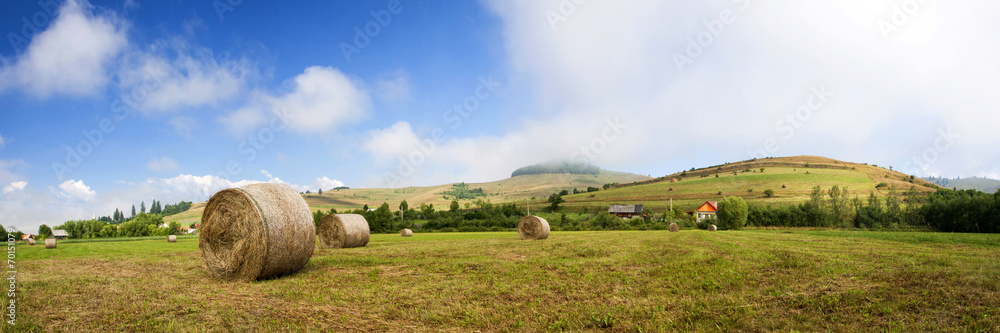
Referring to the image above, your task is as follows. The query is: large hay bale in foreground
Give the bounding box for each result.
[168,235,177,242]
[518,215,550,240]
[45,239,56,249]
[669,223,680,232]
[27,239,35,246]
[400,229,413,237]
[708,225,717,231]
[318,214,370,248]
[199,183,315,281]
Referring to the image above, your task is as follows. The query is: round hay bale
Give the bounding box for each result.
[199,183,315,281]
[400,229,413,237]
[708,225,717,231]
[168,235,177,242]
[669,223,680,232]
[318,214,370,249]
[27,239,35,246]
[45,239,56,249]
[517,215,550,240]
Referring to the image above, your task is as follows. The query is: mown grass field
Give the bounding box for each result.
[12,230,999,332]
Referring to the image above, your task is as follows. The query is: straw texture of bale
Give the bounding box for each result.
[199,183,315,281]
[400,229,413,237]
[27,239,35,245]
[168,235,177,242]
[45,239,56,249]
[669,223,680,232]
[518,215,550,240]
[708,225,717,231]
[318,214,370,249]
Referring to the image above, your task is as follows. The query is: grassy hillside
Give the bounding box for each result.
[555,156,939,213]
[14,231,1000,331]
[165,170,650,224]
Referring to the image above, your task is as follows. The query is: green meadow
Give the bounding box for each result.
[11,230,999,332]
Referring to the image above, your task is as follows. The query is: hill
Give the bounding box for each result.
[554,156,939,213]
[164,170,651,223]
[924,176,1000,194]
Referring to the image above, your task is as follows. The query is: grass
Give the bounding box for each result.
[12,230,1000,332]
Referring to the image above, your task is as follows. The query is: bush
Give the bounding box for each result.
[764,189,775,198]
[716,197,748,230]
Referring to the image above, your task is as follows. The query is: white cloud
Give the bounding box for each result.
[169,116,196,138]
[0,0,127,98]
[362,122,424,163]
[2,181,27,194]
[58,180,97,201]
[146,156,180,173]
[314,177,345,190]
[118,40,255,112]
[221,66,371,135]
[375,70,411,102]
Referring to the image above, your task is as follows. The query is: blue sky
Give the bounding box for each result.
[1,0,999,233]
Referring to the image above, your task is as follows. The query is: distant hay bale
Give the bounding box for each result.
[669,223,680,232]
[518,215,550,240]
[168,235,177,242]
[318,214,370,249]
[45,239,56,249]
[708,225,717,231]
[27,239,35,246]
[670,178,678,183]
[400,229,413,237]
[199,183,315,282]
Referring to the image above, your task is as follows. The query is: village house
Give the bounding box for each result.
[689,201,718,222]
[608,204,643,219]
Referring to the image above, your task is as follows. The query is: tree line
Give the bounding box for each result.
[511,161,600,177]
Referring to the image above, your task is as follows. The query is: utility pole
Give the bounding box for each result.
[526,199,530,216]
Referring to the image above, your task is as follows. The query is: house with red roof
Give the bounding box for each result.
[689,201,718,222]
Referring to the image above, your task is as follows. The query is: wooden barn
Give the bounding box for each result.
[51,229,69,240]
[609,204,643,219]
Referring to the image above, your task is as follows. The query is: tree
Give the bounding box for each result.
[399,200,409,215]
[716,196,748,230]
[450,200,460,213]
[363,204,369,211]
[38,224,53,238]
[131,205,136,218]
[559,189,569,196]
[318,188,323,195]
[764,189,775,198]
[547,193,564,211]
[140,201,146,214]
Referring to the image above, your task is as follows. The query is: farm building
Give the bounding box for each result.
[51,229,69,240]
[609,205,643,219]
[688,201,718,222]
[20,234,34,240]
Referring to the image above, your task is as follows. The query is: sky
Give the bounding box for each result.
[1,0,998,233]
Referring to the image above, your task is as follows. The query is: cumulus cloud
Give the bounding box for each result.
[58,180,97,201]
[221,66,371,135]
[0,0,127,97]
[314,177,345,190]
[2,181,27,194]
[146,156,180,173]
